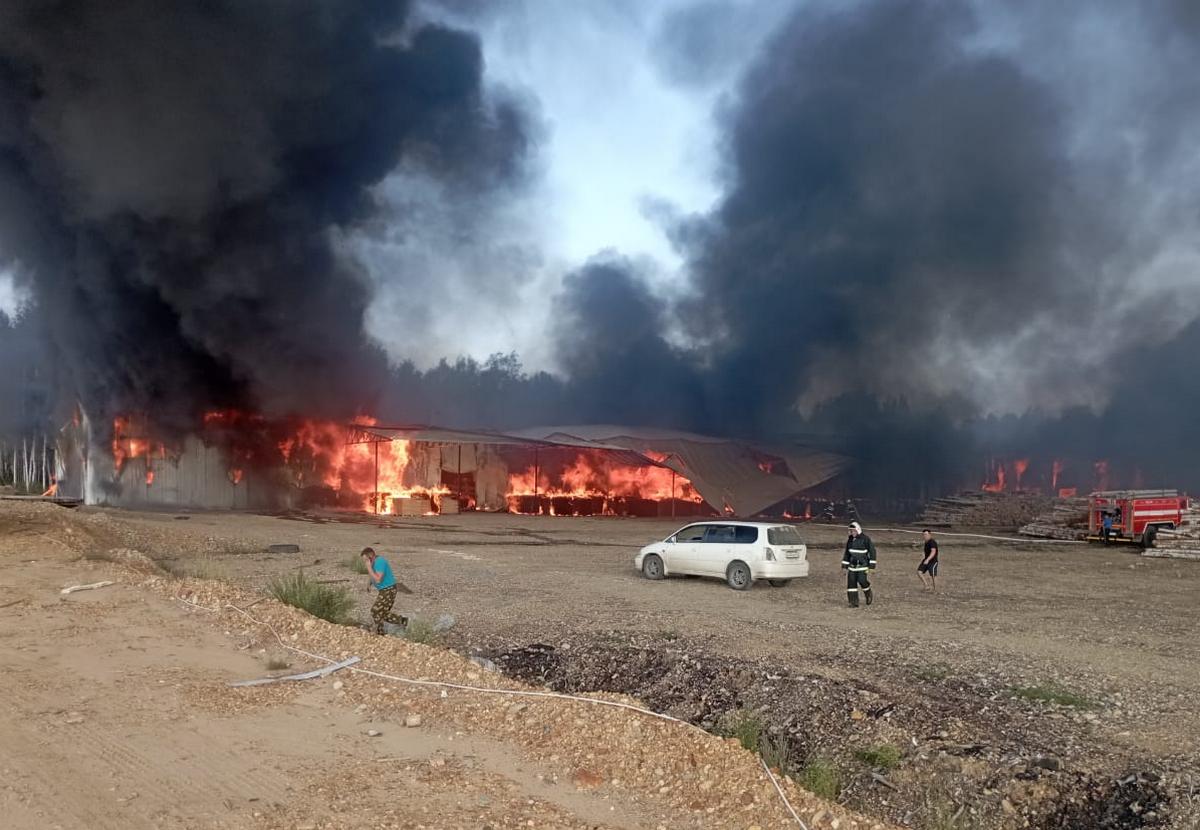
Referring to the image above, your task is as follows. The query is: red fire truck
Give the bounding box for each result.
[1087,489,1190,546]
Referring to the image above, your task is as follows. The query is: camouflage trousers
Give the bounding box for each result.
[371,586,407,634]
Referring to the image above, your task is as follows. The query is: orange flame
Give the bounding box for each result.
[111,416,165,473]
[1013,458,1029,489]
[981,460,1007,493]
[504,452,700,515]
[278,420,449,514]
[118,411,699,516]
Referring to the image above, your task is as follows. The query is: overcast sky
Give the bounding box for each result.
[359,0,1200,417]
[360,0,791,371]
[3,0,1197,422]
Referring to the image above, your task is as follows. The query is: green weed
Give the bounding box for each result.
[717,708,765,753]
[855,743,903,770]
[1010,683,1093,709]
[402,617,440,645]
[799,756,841,800]
[267,571,356,625]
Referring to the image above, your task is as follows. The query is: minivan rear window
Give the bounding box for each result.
[733,526,758,543]
[768,525,804,545]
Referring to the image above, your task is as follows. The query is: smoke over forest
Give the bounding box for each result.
[1,1,1198,496]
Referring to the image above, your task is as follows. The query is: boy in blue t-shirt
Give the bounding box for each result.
[361,547,408,634]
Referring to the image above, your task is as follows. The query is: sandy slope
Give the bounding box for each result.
[0,502,889,830]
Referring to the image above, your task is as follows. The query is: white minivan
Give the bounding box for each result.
[634,521,809,590]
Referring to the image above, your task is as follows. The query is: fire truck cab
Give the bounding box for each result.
[1087,489,1189,547]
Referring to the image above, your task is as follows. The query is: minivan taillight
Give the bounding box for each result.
[764,547,776,561]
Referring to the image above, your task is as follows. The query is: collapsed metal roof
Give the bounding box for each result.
[354,423,850,516]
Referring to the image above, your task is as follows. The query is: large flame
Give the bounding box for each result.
[111,416,166,477]
[504,451,700,515]
[276,419,449,515]
[110,412,700,515]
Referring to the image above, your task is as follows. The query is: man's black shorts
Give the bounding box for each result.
[918,560,939,576]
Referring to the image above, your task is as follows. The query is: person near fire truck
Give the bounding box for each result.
[842,521,877,607]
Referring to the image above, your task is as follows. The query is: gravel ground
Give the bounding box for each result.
[6,502,1199,829]
[0,500,893,830]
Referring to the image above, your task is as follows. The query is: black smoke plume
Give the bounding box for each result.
[0,0,529,438]
[533,0,1200,492]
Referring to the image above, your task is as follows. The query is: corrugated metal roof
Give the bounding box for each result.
[350,423,849,516]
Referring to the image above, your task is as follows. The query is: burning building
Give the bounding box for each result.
[53,414,849,518]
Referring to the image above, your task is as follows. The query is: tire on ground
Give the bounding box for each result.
[726,560,752,591]
[642,553,665,580]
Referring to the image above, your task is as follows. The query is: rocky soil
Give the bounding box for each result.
[5,501,1198,829]
[474,631,1188,829]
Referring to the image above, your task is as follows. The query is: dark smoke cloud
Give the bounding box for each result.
[530,0,1200,490]
[556,1,1200,427]
[680,0,1074,431]
[648,0,785,90]
[0,0,530,436]
[0,309,53,437]
[553,254,709,428]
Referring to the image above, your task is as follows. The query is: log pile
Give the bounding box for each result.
[1146,504,1200,560]
[917,491,1055,530]
[1018,497,1091,541]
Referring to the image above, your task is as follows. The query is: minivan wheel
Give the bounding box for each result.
[726,561,752,590]
[642,554,665,580]
[767,579,791,588]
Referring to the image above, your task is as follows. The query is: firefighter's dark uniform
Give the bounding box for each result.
[842,532,877,607]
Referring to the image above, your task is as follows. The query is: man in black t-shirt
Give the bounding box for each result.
[918,529,939,592]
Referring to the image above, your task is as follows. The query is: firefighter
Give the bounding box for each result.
[842,521,877,607]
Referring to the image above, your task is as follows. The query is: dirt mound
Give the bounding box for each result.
[487,636,1178,830]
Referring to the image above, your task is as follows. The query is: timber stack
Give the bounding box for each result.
[1146,504,1200,560]
[1018,497,1090,541]
[918,491,1054,530]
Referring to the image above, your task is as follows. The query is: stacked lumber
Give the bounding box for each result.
[917,491,1054,530]
[439,497,460,515]
[1147,504,1200,559]
[1018,497,1090,541]
[393,496,433,517]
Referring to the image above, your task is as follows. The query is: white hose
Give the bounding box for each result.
[874,526,1085,544]
[761,756,809,830]
[176,596,811,827]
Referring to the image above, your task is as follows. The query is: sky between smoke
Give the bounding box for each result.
[0,0,1198,435]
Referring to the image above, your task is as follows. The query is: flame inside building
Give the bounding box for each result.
[53,413,839,518]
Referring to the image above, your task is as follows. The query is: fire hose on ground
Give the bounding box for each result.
[176,596,810,830]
